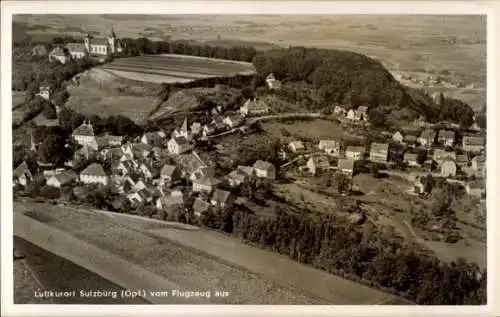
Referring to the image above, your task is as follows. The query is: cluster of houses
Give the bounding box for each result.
[333,105,369,122]
[13,115,280,219]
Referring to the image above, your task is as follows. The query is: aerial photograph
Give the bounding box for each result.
[11,14,486,305]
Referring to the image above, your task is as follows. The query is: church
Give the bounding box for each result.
[66,28,124,60]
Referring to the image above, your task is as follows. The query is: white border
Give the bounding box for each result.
[1,1,498,317]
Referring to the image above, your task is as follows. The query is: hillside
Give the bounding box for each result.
[253,47,440,121]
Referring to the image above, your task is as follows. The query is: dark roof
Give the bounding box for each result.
[463,136,485,146]
[338,159,354,171]
[13,161,31,178]
[80,163,106,177]
[404,135,418,142]
[467,180,485,189]
[211,189,232,204]
[174,136,189,145]
[72,122,95,137]
[438,130,456,139]
[133,143,153,153]
[237,165,254,176]
[95,136,110,149]
[227,169,247,181]
[194,176,221,186]
[456,154,469,163]
[253,160,274,171]
[161,164,178,176]
[193,198,211,214]
[420,129,436,139]
[53,171,78,185]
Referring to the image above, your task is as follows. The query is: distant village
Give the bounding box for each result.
[13,68,486,220]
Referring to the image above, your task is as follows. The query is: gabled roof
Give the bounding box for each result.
[357,106,368,113]
[227,169,247,181]
[194,176,221,187]
[72,122,95,137]
[173,136,189,145]
[438,130,456,139]
[237,165,254,176]
[243,98,269,111]
[253,160,274,171]
[309,156,330,168]
[91,38,110,46]
[107,135,123,143]
[49,46,69,57]
[289,140,305,149]
[467,179,485,189]
[53,171,78,185]
[224,114,243,124]
[80,163,106,177]
[133,143,153,153]
[318,140,340,148]
[161,164,178,176]
[404,135,418,142]
[420,129,436,139]
[193,198,211,214]
[211,189,232,205]
[462,136,485,146]
[472,155,486,164]
[456,154,469,163]
[404,152,418,160]
[345,146,365,153]
[370,143,389,154]
[433,149,456,160]
[95,136,110,149]
[13,161,31,178]
[160,195,185,207]
[338,159,355,171]
[66,43,86,53]
[266,73,276,81]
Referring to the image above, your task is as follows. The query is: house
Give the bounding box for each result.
[418,129,436,147]
[38,81,51,100]
[470,122,481,131]
[127,190,151,207]
[132,143,153,159]
[80,163,108,186]
[193,197,212,217]
[253,160,276,180]
[172,117,191,141]
[353,106,368,121]
[72,121,98,150]
[210,189,234,209]
[190,122,202,137]
[156,195,186,212]
[46,171,78,188]
[346,109,356,121]
[223,115,244,129]
[190,166,216,182]
[288,141,305,153]
[139,163,160,180]
[403,135,418,146]
[240,98,270,116]
[392,131,404,143]
[462,136,485,153]
[333,106,347,116]
[437,130,456,147]
[237,165,255,177]
[306,156,330,175]
[404,152,420,167]
[112,160,135,176]
[211,117,226,131]
[318,140,341,156]
[48,46,71,64]
[193,176,221,194]
[13,161,33,186]
[32,45,48,56]
[471,155,486,178]
[456,154,469,169]
[413,177,427,195]
[440,159,457,178]
[168,136,190,155]
[103,147,124,162]
[265,73,282,90]
[95,136,111,151]
[433,149,457,166]
[226,169,249,187]
[141,131,166,146]
[107,135,123,146]
[465,180,486,198]
[67,30,123,59]
[160,164,181,185]
[202,123,217,137]
[345,146,365,160]
[337,159,355,176]
[369,143,389,162]
[43,168,65,181]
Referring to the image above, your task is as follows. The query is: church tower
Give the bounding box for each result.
[109,27,117,53]
[84,33,92,56]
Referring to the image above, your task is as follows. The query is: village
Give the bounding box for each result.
[12,69,487,225]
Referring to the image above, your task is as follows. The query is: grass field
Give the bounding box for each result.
[101,54,256,84]
[15,202,405,304]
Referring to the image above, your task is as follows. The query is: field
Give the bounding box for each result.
[14,202,405,304]
[14,14,486,109]
[101,54,256,84]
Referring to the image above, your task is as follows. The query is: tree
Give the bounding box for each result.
[38,133,65,164]
[331,172,351,194]
[431,187,453,218]
[367,108,387,127]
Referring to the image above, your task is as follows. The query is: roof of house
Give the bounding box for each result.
[193,198,211,214]
[95,136,110,149]
[463,136,485,146]
[173,136,189,146]
[309,156,330,167]
[266,73,276,80]
[49,46,69,57]
[472,155,486,164]
[237,165,254,176]
[106,147,124,158]
[160,164,178,176]
[133,143,153,153]
[404,152,419,160]
[225,114,243,123]
[140,163,160,176]
[243,98,269,111]
[72,122,95,137]
[211,189,232,205]
[357,106,368,113]
[289,141,305,149]
[91,38,110,46]
[404,135,418,142]
[160,195,185,207]
[253,160,275,171]
[467,180,485,189]
[33,113,59,127]
[433,149,457,160]
[227,169,247,181]
[107,135,123,143]
[338,159,355,171]
[13,161,31,178]
[393,131,403,138]
[345,146,365,153]
[438,130,456,139]
[318,140,340,148]
[420,129,436,139]
[456,154,469,163]
[53,171,78,185]
[66,43,86,53]
[370,143,389,154]
[80,163,107,177]
[194,176,221,187]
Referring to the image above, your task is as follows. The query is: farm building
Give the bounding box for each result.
[318,140,341,156]
[72,121,98,150]
[223,115,244,129]
[240,98,270,116]
[210,189,234,209]
[46,171,78,188]
[437,130,456,147]
[80,163,108,186]
[337,159,355,176]
[369,143,389,162]
[440,159,457,178]
[265,73,282,90]
[253,160,276,180]
[288,141,305,153]
[433,149,457,166]
[32,45,48,56]
[13,161,33,187]
[392,131,404,143]
[307,156,330,175]
[462,136,485,153]
[345,146,365,160]
[48,46,71,64]
[418,129,436,147]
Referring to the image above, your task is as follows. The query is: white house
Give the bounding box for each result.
[437,130,456,147]
[13,161,33,187]
[392,131,404,143]
[80,163,108,186]
[337,159,355,176]
[369,143,389,162]
[141,131,166,146]
[265,73,282,90]
[193,176,221,194]
[240,98,270,116]
[210,189,233,209]
[168,136,190,155]
[72,121,98,150]
[306,156,330,175]
[46,171,77,188]
[345,146,365,160]
[441,159,457,178]
[288,141,305,153]
[223,115,244,129]
[318,140,341,156]
[253,160,276,180]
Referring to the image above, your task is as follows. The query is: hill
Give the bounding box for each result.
[253,47,440,121]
